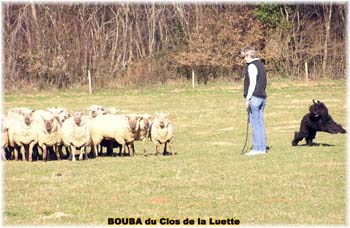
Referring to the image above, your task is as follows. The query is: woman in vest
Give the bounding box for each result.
[241,46,267,156]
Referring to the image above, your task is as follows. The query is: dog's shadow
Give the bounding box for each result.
[298,142,335,147]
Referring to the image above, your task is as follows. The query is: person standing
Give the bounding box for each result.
[241,46,267,156]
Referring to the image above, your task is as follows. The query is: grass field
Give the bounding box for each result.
[2,79,347,225]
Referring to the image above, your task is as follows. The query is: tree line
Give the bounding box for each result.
[3,3,346,90]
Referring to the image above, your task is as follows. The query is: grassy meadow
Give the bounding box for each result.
[2,79,347,225]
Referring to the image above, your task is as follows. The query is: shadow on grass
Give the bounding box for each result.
[297,142,335,147]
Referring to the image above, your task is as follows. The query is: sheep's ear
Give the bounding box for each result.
[313,99,316,104]
[317,100,320,103]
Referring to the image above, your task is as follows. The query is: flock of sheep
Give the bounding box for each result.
[1,105,175,161]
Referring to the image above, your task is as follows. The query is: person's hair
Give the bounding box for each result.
[240,46,257,58]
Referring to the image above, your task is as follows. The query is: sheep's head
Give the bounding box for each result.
[140,114,151,129]
[73,112,84,126]
[107,107,119,115]
[88,105,106,118]
[23,109,35,126]
[48,107,69,124]
[155,112,169,129]
[42,116,55,133]
[127,114,141,131]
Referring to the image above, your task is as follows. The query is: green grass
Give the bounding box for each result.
[2,79,347,225]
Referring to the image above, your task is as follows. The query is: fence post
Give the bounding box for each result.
[305,62,309,84]
[192,68,195,89]
[88,70,93,94]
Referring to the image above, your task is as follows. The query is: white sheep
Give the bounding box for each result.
[131,114,152,156]
[87,105,120,155]
[32,110,62,161]
[47,107,71,157]
[7,108,37,161]
[106,107,119,115]
[61,112,91,161]
[149,112,175,156]
[87,105,107,118]
[89,114,140,157]
[47,107,70,124]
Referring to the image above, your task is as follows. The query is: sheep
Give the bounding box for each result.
[61,112,91,161]
[131,114,152,156]
[87,105,107,118]
[47,107,70,158]
[47,107,70,124]
[7,108,37,161]
[87,105,119,118]
[106,107,119,115]
[87,105,120,156]
[149,112,175,156]
[89,114,140,157]
[32,110,62,161]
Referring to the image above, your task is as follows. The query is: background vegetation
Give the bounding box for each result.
[3,3,346,90]
[3,80,347,225]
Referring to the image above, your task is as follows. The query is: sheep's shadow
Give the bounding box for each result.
[138,152,178,157]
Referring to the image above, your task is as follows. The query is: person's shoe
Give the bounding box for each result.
[257,150,266,155]
[245,150,259,156]
[245,150,266,156]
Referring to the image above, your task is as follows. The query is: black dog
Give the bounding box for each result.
[292,100,346,146]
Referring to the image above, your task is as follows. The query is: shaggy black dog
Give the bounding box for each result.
[292,100,346,146]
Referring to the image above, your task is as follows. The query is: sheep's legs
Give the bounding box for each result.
[14,147,20,161]
[128,143,135,156]
[155,142,161,155]
[142,139,147,156]
[167,142,174,155]
[71,146,76,161]
[94,145,99,158]
[28,142,35,161]
[20,145,26,161]
[79,148,83,160]
[54,145,61,160]
[120,143,126,156]
[79,146,88,160]
[93,144,99,158]
[42,145,48,161]
[1,148,7,161]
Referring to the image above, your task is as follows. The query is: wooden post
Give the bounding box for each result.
[305,62,309,84]
[192,68,195,89]
[88,70,92,94]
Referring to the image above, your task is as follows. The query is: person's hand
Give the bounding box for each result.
[245,99,250,109]
[246,99,251,113]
